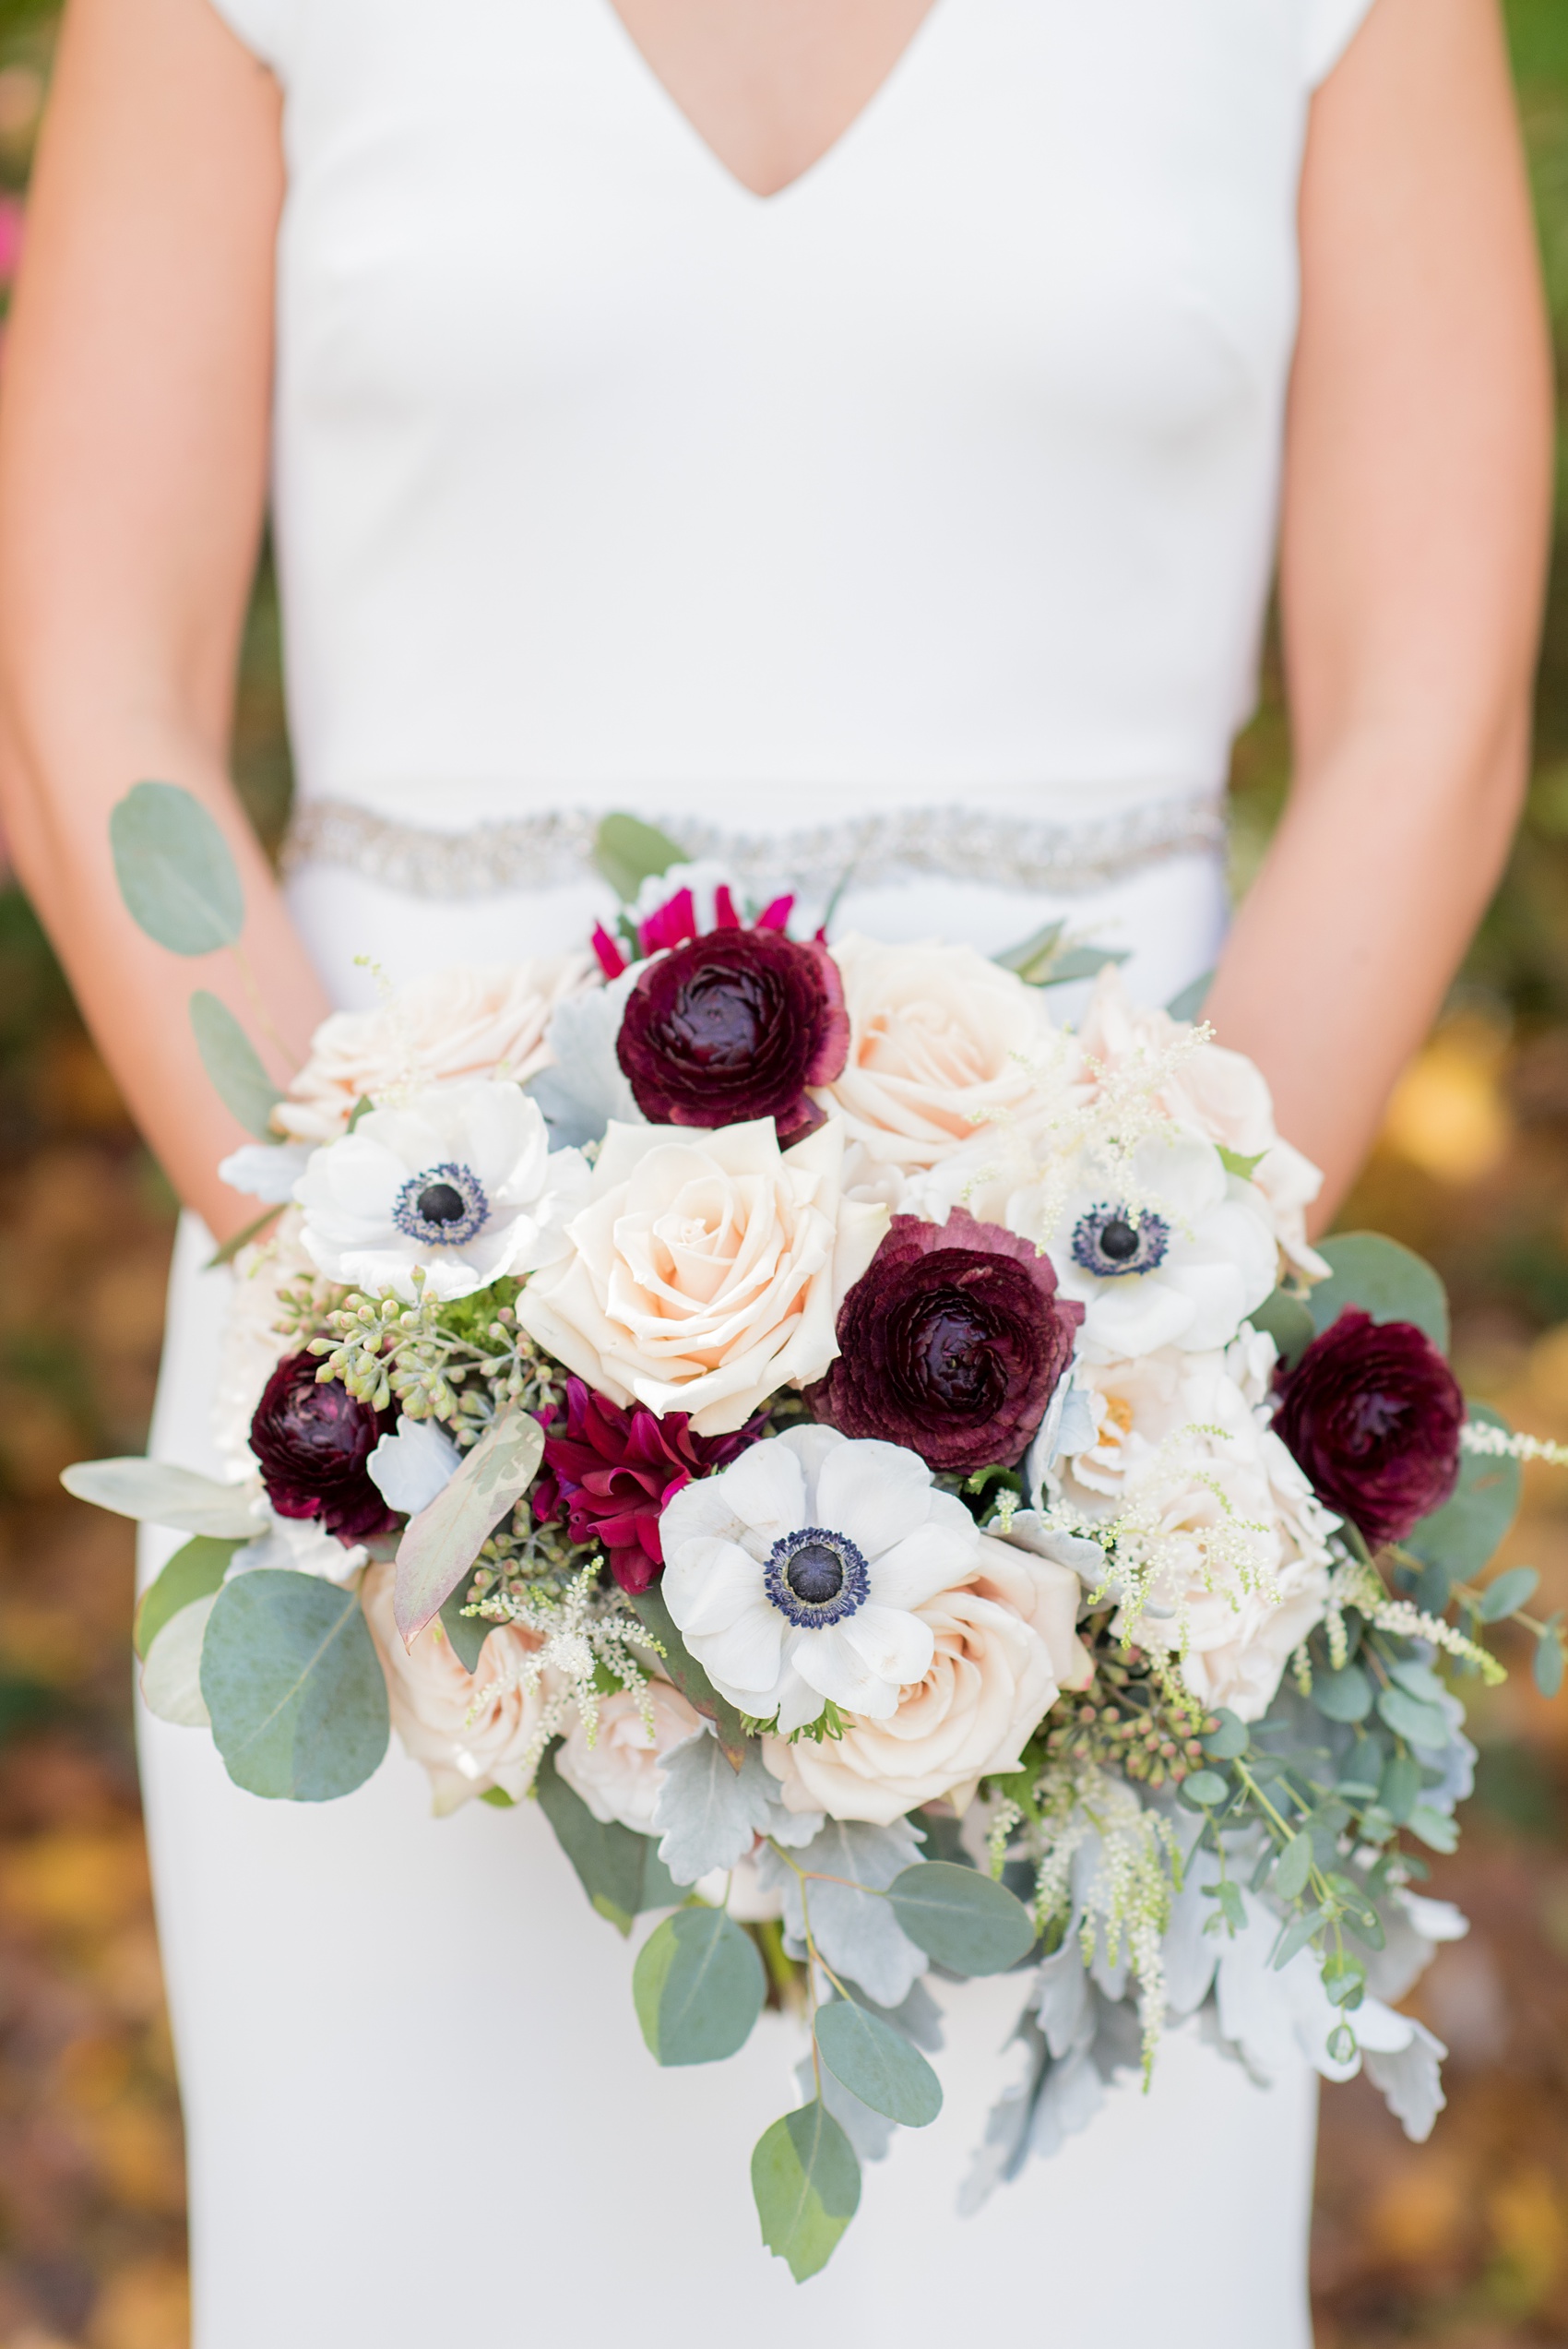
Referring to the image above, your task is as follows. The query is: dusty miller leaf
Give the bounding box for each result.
[756,1818,928,2008]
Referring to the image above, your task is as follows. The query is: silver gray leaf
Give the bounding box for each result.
[652,1733,779,1883]
[757,1817,928,2008]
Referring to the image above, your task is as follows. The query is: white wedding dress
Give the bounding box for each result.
[137,0,1378,2339]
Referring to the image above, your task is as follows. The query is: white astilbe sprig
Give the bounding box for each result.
[1461,1420,1568,1469]
[989,1019,1218,1245]
[1045,1420,1276,1661]
[1026,1764,1182,2080]
[1327,1553,1504,1686]
[468,1563,663,1777]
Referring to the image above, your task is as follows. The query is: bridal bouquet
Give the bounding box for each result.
[70,786,1566,2278]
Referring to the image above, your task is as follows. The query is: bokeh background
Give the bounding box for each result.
[0,5,1560,2344]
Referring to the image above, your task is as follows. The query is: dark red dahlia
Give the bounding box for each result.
[1272,1307,1465,1550]
[803,1210,1083,1473]
[615,928,849,1146]
[533,1377,762,1592]
[249,1351,400,1544]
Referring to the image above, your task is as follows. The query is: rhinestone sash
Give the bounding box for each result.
[280,789,1227,901]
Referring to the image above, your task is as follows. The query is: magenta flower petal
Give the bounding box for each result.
[535,1377,763,1592]
[591,924,627,980]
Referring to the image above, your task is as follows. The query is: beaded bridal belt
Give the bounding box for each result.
[280,789,1227,901]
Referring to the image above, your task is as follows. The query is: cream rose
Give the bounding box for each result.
[763,1535,1089,1824]
[274,957,598,1144]
[1053,1341,1336,1720]
[1075,966,1328,1282]
[362,1563,555,1813]
[516,1118,887,1436]
[554,1680,703,1833]
[818,935,1059,1175]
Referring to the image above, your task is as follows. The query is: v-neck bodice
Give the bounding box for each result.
[214,0,1376,837]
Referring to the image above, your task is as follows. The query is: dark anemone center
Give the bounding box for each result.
[661,965,772,1067]
[785,1541,845,1605]
[417,1180,466,1225]
[1098,1216,1140,1263]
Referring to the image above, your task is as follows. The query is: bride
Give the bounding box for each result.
[0,0,1550,2341]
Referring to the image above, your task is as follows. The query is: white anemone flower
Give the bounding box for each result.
[294,1079,589,1303]
[1031,1134,1277,1360]
[659,1425,982,1734]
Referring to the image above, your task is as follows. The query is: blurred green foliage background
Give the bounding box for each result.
[0,4,1562,2345]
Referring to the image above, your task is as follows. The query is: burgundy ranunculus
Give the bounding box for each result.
[249,1351,400,1544]
[532,1377,762,1592]
[615,928,849,1147]
[1272,1307,1465,1549]
[802,1210,1084,1473]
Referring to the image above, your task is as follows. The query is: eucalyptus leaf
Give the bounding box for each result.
[392,1408,543,1643]
[133,1535,241,1659]
[1385,1657,1447,1707]
[1306,1233,1450,1353]
[1478,1564,1539,1623]
[1378,1753,1422,1824]
[1165,970,1215,1022]
[61,1458,262,1538]
[1408,1804,1460,1852]
[1535,1631,1566,1701]
[200,1569,389,1800]
[752,2102,861,2282]
[1272,1832,1314,1902]
[1313,1663,1374,1723]
[110,781,244,955]
[633,1905,765,2065]
[593,814,687,903]
[1030,944,1129,986]
[1410,1560,1454,1616]
[992,918,1064,981]
[1201,1709,1250,1760]
[814,1998,943,2127]
[140,1592,219,1727]
[1376,1686,1451,1750]
[1179,1771,1229,1810]
[1248,1288,1316,1373]
[189,992,282,1139]
[1272,1906,1329,1970]
[536,1743,659,1934]
[885,1862,1036,1975]
[437,1584,489,1674]
[628,1583,750,1762]
[1405,1404,1520,1579]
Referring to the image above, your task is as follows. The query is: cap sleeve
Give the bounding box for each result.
[1304,0,1379,86]
[207,0,291,72]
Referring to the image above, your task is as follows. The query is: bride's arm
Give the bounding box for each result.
[0,0,329,1243]
[1204,0,1553,1228]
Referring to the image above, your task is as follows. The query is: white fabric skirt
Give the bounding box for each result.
[137,846,1318,2348]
